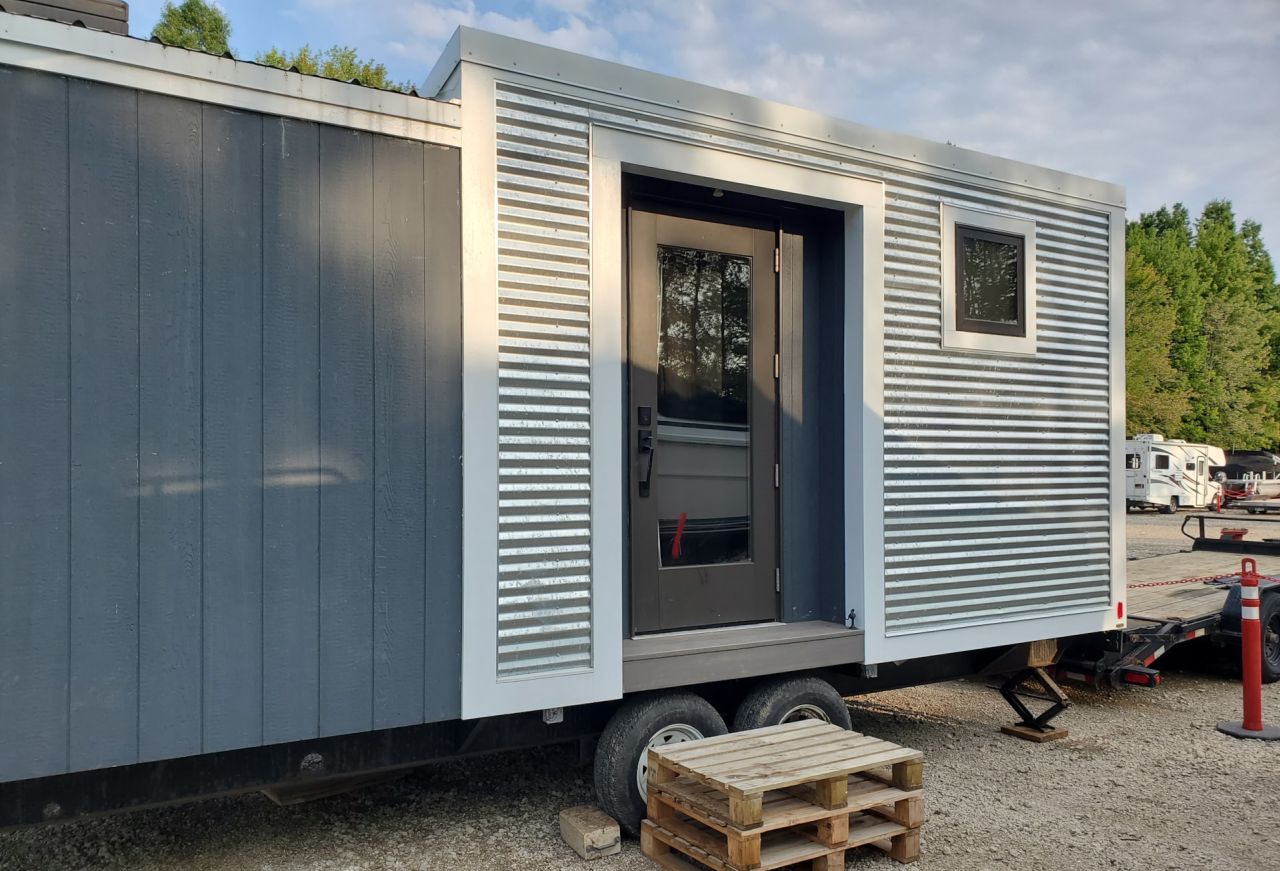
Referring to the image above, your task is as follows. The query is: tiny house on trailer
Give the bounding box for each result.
[0,13,1126,832]
[1125,434,1226,513]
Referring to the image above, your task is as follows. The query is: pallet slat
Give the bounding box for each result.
[644,720,924,868]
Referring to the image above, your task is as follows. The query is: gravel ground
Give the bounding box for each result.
[3,670,1275,871]
[3,515,1276,870]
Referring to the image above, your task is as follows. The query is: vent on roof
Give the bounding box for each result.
[1,0,128,34]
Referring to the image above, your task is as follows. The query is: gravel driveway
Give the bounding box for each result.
[2,514,1276,870]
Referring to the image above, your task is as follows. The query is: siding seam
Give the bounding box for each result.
[64,73,72,774]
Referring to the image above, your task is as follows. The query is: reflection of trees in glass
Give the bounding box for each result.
[658,246,751,424]
[961,236,1019,324]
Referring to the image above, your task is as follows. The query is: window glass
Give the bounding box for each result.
[1186,462,1196,472]
[1126,453,1141,470]
[955,225,1024,337]
[655,244,752,568]
[1154,454,1170,470]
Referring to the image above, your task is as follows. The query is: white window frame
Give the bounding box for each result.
[940,203,1037,356]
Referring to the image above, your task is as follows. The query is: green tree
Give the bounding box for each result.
[151,0,231,56]
[257,45,413,92]
[1125,250,1189,435]
[1127,205,1205,380]
[1241,218,1280,380]
[1127,200,1280,449]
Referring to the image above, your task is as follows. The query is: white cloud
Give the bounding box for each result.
[267,0,1280,251]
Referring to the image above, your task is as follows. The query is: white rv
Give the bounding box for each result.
[1125,434,1225,512]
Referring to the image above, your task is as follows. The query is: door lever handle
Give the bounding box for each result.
[638,429,656,497]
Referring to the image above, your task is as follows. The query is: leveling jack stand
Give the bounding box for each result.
[998,667,1070,742]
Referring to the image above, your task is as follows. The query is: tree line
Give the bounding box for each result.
[153,4,1280,450]
[1126,201,1279,450]
[152,0,413,92]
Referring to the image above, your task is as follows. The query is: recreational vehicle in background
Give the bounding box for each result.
[1125,434,1225,512]
[0,11,1127,834]
[1220,450,1280,507]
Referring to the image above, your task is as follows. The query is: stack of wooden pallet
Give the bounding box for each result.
[641,719,924,870]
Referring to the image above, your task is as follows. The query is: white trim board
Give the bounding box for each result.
[590,127,887,684]
[0,13,460,147]
[939,203,1038,357]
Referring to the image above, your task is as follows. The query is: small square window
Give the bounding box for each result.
[1154,454,1170,470]
[955,225,1025,337]
[941,204,1037,356]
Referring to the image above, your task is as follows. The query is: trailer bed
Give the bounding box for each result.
[1061,548,1278,688]
[1125,550,1276,623]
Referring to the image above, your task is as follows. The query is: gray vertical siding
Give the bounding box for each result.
[0,66,72,782]
[0,65,463,785]
[422,144,464,722]
[138,91,204,763]
[67,79,141,771]
[317,126,376,738]
[372,136,428,729]
[201,105,265,753]
[261,116,322,745]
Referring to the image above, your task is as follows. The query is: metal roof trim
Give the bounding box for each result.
[0,12,460,142]
[437,26,1124,209]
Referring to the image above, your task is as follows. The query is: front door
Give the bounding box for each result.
[628,210,778,634]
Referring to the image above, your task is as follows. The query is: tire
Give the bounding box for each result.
[1159,497,1177,515]
[593,692,727,836]
[731,675,853,732]
[1262,593,1280,685]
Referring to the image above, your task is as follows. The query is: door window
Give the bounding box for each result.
[655,244,752,568]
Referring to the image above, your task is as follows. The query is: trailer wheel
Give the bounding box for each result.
[593,692,726,836]
[1159,497,1178,515]
[731,675,852,732]
[1262,594,1280,684]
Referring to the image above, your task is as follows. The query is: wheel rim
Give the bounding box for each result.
[1265,613,1280,667]
[779,703,831,724]
[636,723,704,799]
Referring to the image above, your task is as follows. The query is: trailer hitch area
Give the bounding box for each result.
[997,666,1070,742]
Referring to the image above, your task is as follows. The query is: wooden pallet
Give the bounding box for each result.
[642,719,924,870]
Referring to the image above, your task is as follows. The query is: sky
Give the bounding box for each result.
[129,0,1280,255]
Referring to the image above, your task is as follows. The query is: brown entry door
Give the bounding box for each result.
[629,211,778,634]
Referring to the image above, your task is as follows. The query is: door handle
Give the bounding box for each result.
[638,428,656,497]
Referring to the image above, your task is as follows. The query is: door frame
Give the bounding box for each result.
[589,127,886,647]
[626,210,780,634]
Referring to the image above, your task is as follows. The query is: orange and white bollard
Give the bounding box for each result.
[1217,558,1280,740]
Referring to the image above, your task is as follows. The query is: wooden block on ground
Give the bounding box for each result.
[1000,724,1068,743]
[560,805,621,860]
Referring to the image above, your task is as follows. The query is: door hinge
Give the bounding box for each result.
[775,567,781,593]
[774,247,780,273]
[774,463,780,488]
[773,352,780,379]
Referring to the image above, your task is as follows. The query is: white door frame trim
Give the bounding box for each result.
[590,126,886,665]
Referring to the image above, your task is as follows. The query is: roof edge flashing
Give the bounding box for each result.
[445,26,1124,208]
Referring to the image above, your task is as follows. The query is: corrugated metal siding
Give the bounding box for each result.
[494,84,594,677]
[520,88,1112,639]
[881,187,1112,634]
